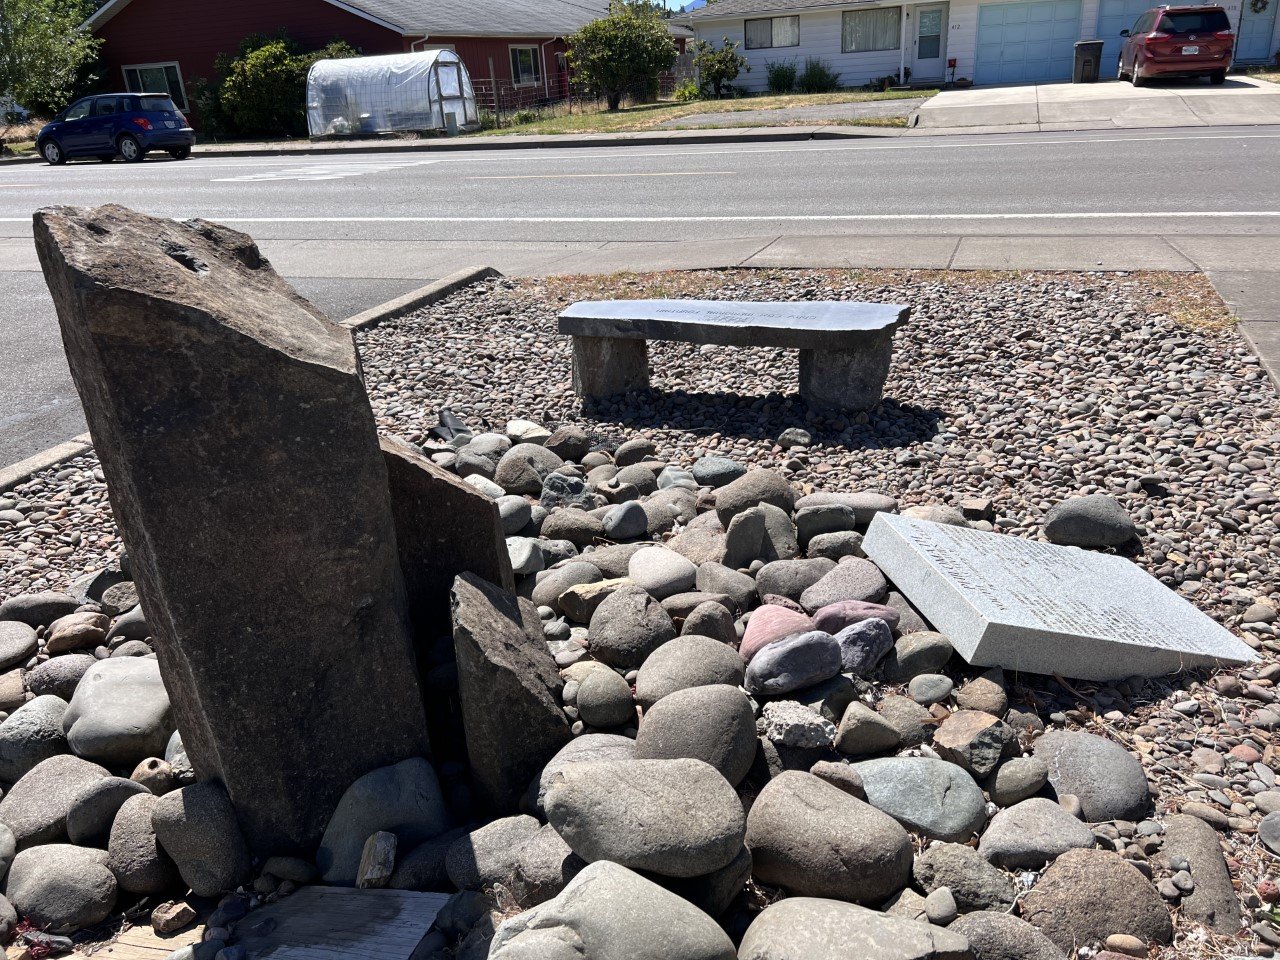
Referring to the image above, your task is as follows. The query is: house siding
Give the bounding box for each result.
[429,37,573,96]
[695,9,910,92]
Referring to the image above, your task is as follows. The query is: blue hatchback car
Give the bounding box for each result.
[37,92,195,165]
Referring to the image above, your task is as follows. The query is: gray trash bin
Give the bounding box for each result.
[1073,40,1105,83]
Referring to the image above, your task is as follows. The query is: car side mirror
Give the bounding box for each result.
[1120,29,1130,36]
[54,111,66,121]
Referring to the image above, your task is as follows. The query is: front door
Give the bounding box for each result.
[1238,0,1278,61]
[913,4,949,81]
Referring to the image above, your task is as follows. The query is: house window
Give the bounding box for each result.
[745,16,800,49]
[509,45,542,87]
[842,7,902,53]
[122,62,187,111]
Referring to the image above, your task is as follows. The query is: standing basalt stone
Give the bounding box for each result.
[34,205,430,854]
[451,572,571,814]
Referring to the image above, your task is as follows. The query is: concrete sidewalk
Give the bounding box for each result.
[912,76,1280,133]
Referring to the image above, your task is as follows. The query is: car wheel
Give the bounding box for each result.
[97,154,115,163]
[167,146,191,160]
[1210,69,1227,85]
[1117,57,1130,81]
[40,140,66,165]
[1131,63,1146,87]
[118,134,145,163]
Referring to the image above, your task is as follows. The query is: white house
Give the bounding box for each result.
[676,0,1279,88]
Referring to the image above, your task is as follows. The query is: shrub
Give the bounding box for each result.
[693,37,749,99]
[765,60,797,94]
[796,57,840,93]
[569,1,677,111]
[674,78,700,102]
[219,37,357,137]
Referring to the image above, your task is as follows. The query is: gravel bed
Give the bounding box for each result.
[1,267,1277,958]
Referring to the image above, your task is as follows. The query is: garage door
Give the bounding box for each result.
[1096,0,1150,73]
[975,0,1083,84]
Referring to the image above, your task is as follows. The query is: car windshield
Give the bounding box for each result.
[139,95,178,113]
[1159,10,1230,32]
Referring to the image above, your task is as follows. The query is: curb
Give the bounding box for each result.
[0,434,93,492]
[0,266,504,487]
[341,266,504,330]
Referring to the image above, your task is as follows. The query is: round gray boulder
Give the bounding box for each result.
[634,685,756,786]
[738,896,972,960]
[527,734,635,817]
[746,771,912,905]
[494,443,565,495]
[914,842,1017,913]
[576,669,635,729]
[628,547,697,601]
[0,591,80,627]
[1033,730,1150,822]
[799,559,888,612]
[949,912,1067,960]
[489,861,736,960]
[634,634,744,708]
[715,469,796,528]
[531,562,603,614]
[24,654,96,701]
[1042,495,1135,548]
[0,753,110,848]
[745,631,841,696]
[0,695,69,783]
[692,456,746,488]
[66,775,151,846]
[756,558,837,604]
[544,758,745,878]
[0,622,37,672]
[107,792,180,894]
[978,797,1095,869]
[881,632,955,682]
[4,844,117,933]
[854,757,987,842]
[153,781,251,896]
[588,585,676,669]
[445,814,542,891]
[63,657,174,767]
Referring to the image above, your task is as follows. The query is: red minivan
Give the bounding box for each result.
[1118,5,1234,85]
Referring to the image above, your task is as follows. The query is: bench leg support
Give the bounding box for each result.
[797,332,894,412]
[571,336,650,399]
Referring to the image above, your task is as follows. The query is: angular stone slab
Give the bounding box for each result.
[559,299,908,351]
[34,204,430,853]
[863,513,1256,681]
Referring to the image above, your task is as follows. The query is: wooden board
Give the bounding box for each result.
[79,888,449,960]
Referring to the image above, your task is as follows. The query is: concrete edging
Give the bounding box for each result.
[0,434,93,492]
[341,266,504,331]
[0,265,504,486]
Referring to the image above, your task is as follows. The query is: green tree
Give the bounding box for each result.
[0,0,101,119]
[693,38,748,99]
[569,1,677,111]
[218,37,356,138]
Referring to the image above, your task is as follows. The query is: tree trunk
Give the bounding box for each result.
[607,91,623,111]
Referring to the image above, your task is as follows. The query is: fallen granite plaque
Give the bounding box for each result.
[863,514,1257,680]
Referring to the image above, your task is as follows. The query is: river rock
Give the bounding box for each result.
[35,204,433,853]
[1042,495,1135,548]
[576,669,634,728]
[1160,814,1239,933]
[45,611,110,654]
[986,756,1049,807]
[696,562,757,613]
[834,618,895,675]
[4,844,117,933]
[107,793,180,894]
[23,654,95,701]
[682,600,737,645]
[0,695,69,783]
[745,630,841,696]
[62,657,173,767]
[715,470,796,527]
[445,815,542,891]
[738,897,972,960]
[628,547,697,601]
[949,912,1067,960]
[153,781,251,896]
[489,861,736,960]
[746,771,912,904]
[756,558,836,604]
[932,710,1012,778]
[799,559,888,612]
[0,622,37,672]
[315,758,450,886]
[531,562,604,614]
[855,757,987,841]
[881,632,955,682]
[589,584,676,669]
[0,753,109,848]
[978,798,1095,869]
[740,605,814,663]
[494,443,564,495]
[1020,848,1172,950]
[914,842,1017,912]
[635,635,744,708]
[0,591,80,627]
[544,758,745,878]
[834,701,902,757]
[526,734,635,817]
[1033,731,1150,822]
[452,573,570,813]
[634,685,756,786]
[66,775,151,846]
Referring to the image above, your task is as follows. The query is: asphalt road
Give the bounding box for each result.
[2,125,1279,465]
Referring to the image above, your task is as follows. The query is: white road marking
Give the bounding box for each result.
[210,159,438,182]
[465,171,734,180]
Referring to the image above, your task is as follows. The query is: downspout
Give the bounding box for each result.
[541,37,560,98]
[899,9,907,84]
[411,35,430,52]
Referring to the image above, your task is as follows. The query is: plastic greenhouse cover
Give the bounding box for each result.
[306,49,478,137]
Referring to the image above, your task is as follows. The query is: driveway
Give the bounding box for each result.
[911,76,1280,132]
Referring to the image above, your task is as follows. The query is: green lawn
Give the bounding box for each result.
[468,89,935,137]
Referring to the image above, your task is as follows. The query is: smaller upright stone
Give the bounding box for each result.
[357,832,397,889]
[932,710,1012,778]
[1042,495,1135,548]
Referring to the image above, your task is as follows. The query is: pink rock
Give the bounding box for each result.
[811,600,900,635]
[740,604,813,663]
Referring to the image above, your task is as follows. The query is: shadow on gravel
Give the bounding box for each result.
[583,391,946,450]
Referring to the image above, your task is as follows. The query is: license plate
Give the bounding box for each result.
[1182,45,1200,54]
[165,120,179,128]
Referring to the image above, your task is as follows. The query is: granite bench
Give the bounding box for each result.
[557,298,910,412]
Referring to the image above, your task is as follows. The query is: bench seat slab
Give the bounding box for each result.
[572,335,650,398]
